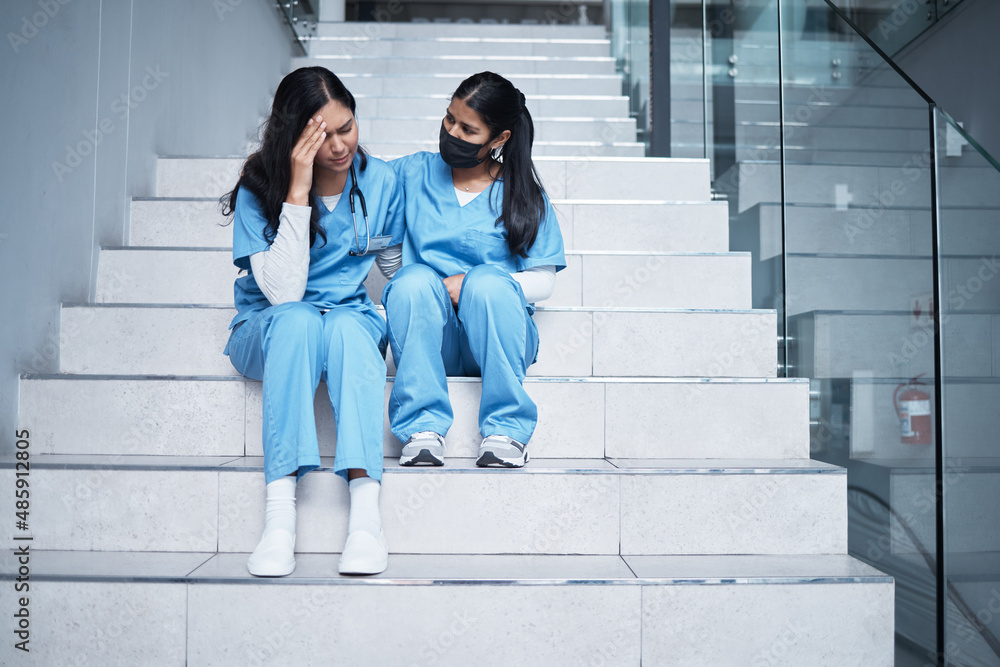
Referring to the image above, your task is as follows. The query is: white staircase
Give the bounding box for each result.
[1,21,894,665]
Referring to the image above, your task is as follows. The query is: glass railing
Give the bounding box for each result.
[607,0,1000,663]
[608,0,651,152]
[778,4,941,662]
[831,0,969,56]
[934,109,1000,666]
[275,0,319,55]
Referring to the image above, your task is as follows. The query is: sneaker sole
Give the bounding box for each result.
[247,558,295,577]
[338,557,388,576]
[399,448,444,466]
[475,450,529,468]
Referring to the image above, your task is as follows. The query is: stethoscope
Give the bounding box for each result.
[347,162,370,257]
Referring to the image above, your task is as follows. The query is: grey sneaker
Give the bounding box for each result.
[399,431,445,466]
[476,435,529,468]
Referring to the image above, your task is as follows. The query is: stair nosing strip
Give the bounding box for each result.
[0,572,892,586]
[352,94,628,100]
[356,116,635,122]
[132,198,724,205]
[296,54,615,61]
[101,247,748,258]
[307,37,611,44]
[19,373,808,384]
[0,458,845,475]
[60,303,777,315]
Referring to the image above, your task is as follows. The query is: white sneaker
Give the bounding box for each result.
[247,528,295,577]
[476,435,529,468]
[338,530,389,575]
[399,431,445,466]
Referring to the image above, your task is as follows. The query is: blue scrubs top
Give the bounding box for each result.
[390,152,566,308]
[229,153,405,330]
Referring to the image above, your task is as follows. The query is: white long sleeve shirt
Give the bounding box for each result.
[249,198,401,306]
[248,195,556,306]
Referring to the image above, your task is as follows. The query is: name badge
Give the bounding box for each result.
[366,235,393,252]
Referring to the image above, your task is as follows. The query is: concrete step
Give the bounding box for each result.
[726,66,871,86]
[788,311,999,379]
[672,82,926,109]
[0,550,894,666]
[307,35,612,58]
[784,255,931,317]
[292,54,617,76]
[154,156,713,201]
[361,139,646,157]
[672,137,946,171]
[313,22,608,40]
[783,254,1000,316]
[57,305,777,378]
[735,45,869,68]
[724,162,1000,213]
[816,377,1000,461]
[95,248,752,310]
[672,99,929,130]
[879,548,998,666]
[334,73,624,97]
[668,46,867,70]
[358,116,636,143]
[356,93,630,119]
[727,146,994,168]
[738,124,928,154]
[18,375,809,460]
[0,456,846,556]
[851,458,1000,557]
[130,198,731,252]
[735,81,921,105]
[779,204,999,257]
[742,203,929,258]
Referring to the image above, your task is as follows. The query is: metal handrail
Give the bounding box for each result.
[273,0,317,56]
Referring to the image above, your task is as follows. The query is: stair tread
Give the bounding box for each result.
[330,72,623,79]
[23,373,806,383]
[301,54,615,61]
[353,93,625,99]
[1,454,841,474]
[307,115,635,121]
[310,37,611,44]
[155,154,705,162]
[61,302,773,314]
[104,247,746,256]
[0,550,889,585]
[133,196,724,203]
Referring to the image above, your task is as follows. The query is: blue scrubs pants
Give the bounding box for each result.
[225,301,388,484]
[382,263,540,445]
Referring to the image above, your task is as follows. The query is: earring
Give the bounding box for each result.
[491,144,504,163]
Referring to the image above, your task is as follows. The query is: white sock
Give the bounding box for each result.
[348,477,382,537]
[262,475,297,538]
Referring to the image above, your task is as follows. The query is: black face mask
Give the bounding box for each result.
[439,121,491,169]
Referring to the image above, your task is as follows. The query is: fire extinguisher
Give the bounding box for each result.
[893,375,932,445]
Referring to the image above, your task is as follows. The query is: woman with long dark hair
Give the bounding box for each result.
[384,71,566,468]
[221,67,404,576]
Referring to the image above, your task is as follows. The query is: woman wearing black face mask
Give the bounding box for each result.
[383,71,567,469]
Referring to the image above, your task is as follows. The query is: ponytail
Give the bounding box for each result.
[453,72,547,258]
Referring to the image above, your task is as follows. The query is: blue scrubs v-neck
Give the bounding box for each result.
[393,151,566,283]
[229,153,405,330]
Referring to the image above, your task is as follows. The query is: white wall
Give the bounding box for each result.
[0,0,296,446]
